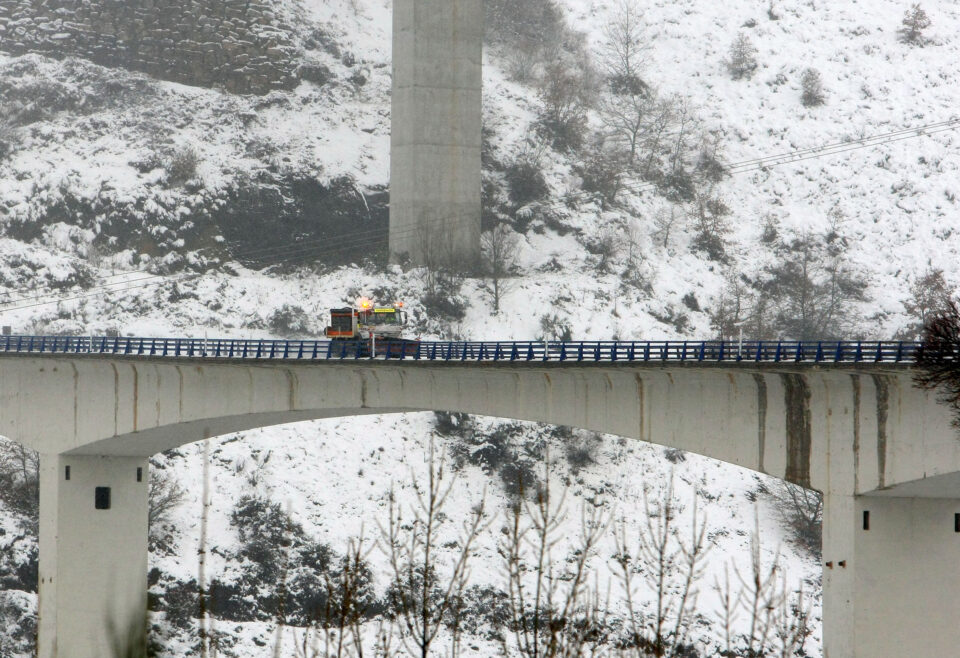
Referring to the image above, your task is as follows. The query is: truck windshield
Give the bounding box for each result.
[369,311,399,325]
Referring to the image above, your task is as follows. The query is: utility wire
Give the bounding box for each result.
[2,116,958,313]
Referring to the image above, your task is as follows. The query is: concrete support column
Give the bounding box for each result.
[38,454,149,658]
[822,494,960,657]
[821,493,856,658]
[390,0,483,269]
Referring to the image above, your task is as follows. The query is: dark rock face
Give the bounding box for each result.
[0,0,300,94]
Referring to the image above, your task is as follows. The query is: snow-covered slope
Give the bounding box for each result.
[2,0,959,655]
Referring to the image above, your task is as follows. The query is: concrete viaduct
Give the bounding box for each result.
[1,338,959,658]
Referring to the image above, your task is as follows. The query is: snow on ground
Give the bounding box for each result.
[3,0,960,655]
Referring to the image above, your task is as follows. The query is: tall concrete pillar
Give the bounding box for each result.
[38,454,149,658]
[822,493,960,657]
[390,0,482,269]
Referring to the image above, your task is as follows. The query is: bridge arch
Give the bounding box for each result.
[3,354,960,658]
[4,356,956,495]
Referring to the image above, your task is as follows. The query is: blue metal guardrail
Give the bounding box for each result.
[0,336,931,364]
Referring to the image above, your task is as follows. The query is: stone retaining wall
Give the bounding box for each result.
[0,0,300,94]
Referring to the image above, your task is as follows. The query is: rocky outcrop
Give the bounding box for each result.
[0,0,299,95]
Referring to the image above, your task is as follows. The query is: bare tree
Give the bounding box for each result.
[501,460,608,658]
[761,225,868,340]
[597,0,661,167]
[623,220,647,288]
[899,4,931,45]
[482,223,521,314]
[769,481,822,558]
[613,478,708,657]
[382,442,488,658]
[652,206,679,249]
[914,301,960,425]
[904,268,953,326]
[726,33,758,80]
[148,467,187,549]
[710,272,749,341]
[0,440,39,524]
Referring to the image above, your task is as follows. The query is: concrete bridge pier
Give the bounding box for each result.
[390,0,483,269]
[822,492,960,657]
[37,454,149,658]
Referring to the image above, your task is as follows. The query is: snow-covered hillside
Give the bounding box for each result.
[1,0,959,655]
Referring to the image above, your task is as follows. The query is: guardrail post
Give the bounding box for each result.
[527,345,535,361]
[578,344,584,362]
[835,343,843,362]
[896,342,904,362]
[875,342,883,362]
[816,343,824,362]
[855,342,863,363]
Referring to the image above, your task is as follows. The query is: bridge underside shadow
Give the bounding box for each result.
[2,357,960,658]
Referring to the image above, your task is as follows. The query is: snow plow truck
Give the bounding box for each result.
[324,297,417,357]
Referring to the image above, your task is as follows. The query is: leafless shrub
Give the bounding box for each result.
[688,191,731,262]
[586,227,621,274]
[416,228,469,322]
[167,146,199,186]
[539,313,573,342]
[505,154,550,208]
[310,534,385,658]
[0,122,19,160]
[537,58,593,152]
